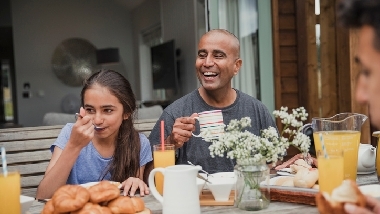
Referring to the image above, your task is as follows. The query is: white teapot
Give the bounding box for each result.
[357,143,376,174]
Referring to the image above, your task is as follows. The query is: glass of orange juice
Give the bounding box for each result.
[317,150,344,194]
[0,171,21,214]
[153,144,175,195]
[313,131,360,180]
[376,138,380,182]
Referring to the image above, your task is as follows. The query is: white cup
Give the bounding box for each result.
[192,110,225,140]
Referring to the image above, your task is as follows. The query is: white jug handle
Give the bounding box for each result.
[191,117,200,137]
[148,167,165,204]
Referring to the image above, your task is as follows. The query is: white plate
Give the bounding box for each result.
[20,195,35,214]
[80,181,121,189]
[80,181,100,188]
[357,170,376,175]
[261,176,318,194]
[359,184,380,198]
[276,168,295,177]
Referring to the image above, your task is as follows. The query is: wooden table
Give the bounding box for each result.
[27,173,379,214]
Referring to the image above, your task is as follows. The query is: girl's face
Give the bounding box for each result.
[83,84,128,141]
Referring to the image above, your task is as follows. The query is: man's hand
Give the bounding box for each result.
[166,113,198,148]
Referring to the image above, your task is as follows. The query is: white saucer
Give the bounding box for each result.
[359,184,380,198]
[357,170,376,175]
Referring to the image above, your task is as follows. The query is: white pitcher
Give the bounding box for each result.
[149,164,202,214]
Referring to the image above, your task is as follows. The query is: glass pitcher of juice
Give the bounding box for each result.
[372,131,380,182]
[312,113,368,180]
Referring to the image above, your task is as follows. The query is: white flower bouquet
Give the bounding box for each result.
[203,107,311,210]
[204,106,311,165]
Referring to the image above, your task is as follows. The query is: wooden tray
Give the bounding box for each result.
[267,176,318,205]
[199,190,234,206]
[270,187,317,205]
[199,186,317,206]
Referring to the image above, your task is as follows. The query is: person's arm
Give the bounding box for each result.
[36,109,94,199]
[35,143,82,199]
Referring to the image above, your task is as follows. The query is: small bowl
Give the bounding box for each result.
[211,172,235,179]
[207,176,235,201]
[210,172,237,190]
[20,195,35,214]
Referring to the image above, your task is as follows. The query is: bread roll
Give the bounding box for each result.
[71,202,112,214]
[293,168,318,188]
[131,197,145,212]
[108,196,138,214]
[40,200,55,214]
[316,180,366,214]
[290,159,312,172]
[42,183,148,214]
[274,176,294,187]
[88,181,120,203]
[52,185,90,213]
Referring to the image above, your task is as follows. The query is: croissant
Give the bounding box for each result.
[41,181,150,214]
[88,181,120,203]
[316,180,366,214]
[52,185,90,213]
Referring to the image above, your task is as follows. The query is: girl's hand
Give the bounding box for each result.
[69,107,94,149]
[121,177,150,197]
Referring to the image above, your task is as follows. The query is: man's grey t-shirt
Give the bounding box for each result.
[149,89,277,173]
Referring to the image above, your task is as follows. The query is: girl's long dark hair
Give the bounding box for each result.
[81,69,140,181]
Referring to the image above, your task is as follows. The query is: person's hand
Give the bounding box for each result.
[344,195,380,214]
[167,113,198,148]
[121,177,149,197]
[69,107,94,149]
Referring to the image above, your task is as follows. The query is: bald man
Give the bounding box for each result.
[147,29,276,173]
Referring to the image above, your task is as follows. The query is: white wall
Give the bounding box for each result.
[11,0,134,127]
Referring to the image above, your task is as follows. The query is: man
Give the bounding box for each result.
[147,29,276,174]
[338,0,380,213]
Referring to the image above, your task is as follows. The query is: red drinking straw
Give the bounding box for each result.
[160,120,165,151]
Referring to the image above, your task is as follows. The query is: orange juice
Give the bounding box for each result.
[317,152,344,194]
[0,171,21,214]
[153,148,175,195]
[376,138,380,181]
[313,131,360,180]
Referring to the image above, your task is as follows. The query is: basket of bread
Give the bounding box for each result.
[269,158,320,205]
[41,181,150,214]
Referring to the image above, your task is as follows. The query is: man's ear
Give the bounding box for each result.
[234,58,242,75]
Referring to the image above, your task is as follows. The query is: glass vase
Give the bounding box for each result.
[234,158,270,211]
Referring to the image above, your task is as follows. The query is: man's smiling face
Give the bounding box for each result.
[195,31,242,92]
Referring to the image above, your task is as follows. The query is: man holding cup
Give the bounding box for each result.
[338,0,380,213]
[147,29,276,174]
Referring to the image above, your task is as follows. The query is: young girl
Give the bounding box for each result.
[36,70,152,199]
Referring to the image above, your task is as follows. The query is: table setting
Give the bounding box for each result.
[3,107,380,214]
